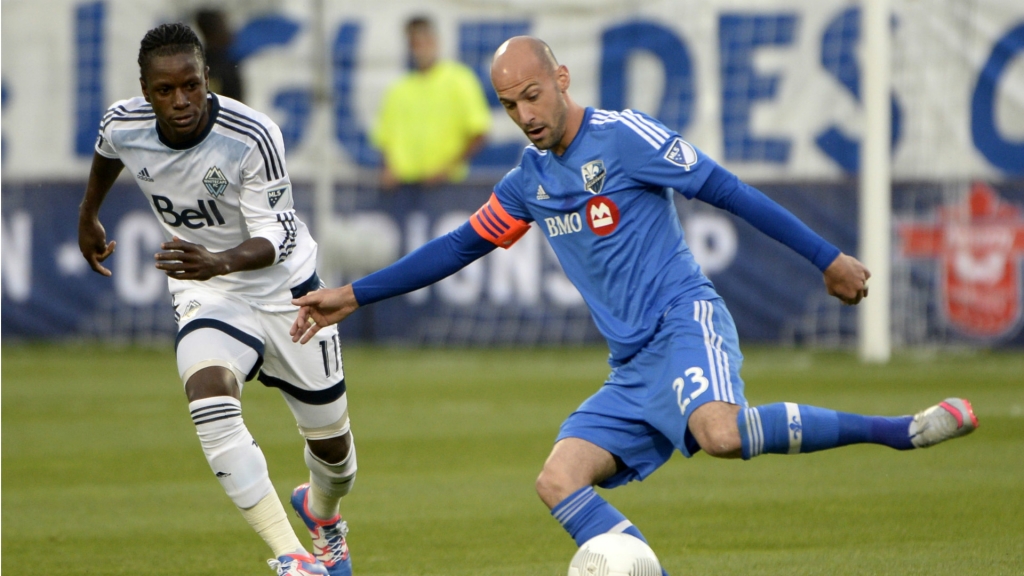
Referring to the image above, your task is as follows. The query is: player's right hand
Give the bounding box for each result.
[290,284,360,344]
[824,253,870,305]
[78,218,116,277]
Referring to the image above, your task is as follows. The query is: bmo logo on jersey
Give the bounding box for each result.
[152,195,227,229]
[586,196,620,236]
[544,213,583,237]
[543,197,621,238]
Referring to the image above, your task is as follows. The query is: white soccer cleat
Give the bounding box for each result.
[909,398,978,448]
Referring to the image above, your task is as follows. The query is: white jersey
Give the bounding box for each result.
[96,93,317,304]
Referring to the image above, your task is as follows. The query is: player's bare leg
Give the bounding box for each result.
[539,438,668,575]
[536,438,617,509]
[184,367,309,561]
[687,401,742,458]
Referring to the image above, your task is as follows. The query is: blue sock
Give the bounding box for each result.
[550,486,648,546]
[738,403,913,459]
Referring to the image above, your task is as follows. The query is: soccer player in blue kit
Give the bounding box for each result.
[290,37,978,566]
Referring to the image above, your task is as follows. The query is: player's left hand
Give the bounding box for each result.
[154,237,228,281]
[824,253,870,305]
[290,285,360,344]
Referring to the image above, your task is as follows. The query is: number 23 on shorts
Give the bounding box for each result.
[671,367,710,414]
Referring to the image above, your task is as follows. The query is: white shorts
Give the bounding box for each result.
[173,284,349,437]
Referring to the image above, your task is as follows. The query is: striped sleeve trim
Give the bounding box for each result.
[219,108,285,180]
[100,104,155,130]
[275,212,298,263]
[589,108,670,149]
[215,119,280,181]
[469,193,530,249]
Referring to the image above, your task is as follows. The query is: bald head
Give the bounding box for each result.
[489,36,584,156]
[490,36,558,86]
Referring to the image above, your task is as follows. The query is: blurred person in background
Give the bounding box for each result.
[372,16,491,188]
[195,8,245,102]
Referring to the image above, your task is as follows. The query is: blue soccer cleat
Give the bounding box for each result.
[267,552,330,576]
[291,483,352,576]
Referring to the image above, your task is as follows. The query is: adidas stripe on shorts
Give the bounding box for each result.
[556,298,747,488]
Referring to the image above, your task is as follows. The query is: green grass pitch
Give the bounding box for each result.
[3,343,1023,575]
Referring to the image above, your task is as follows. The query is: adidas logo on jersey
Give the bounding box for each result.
[136,167,154,182]
[537,185,550,200]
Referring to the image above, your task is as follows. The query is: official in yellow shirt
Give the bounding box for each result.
[372,17,492,186]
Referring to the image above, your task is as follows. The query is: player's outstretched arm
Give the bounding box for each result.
[291,285,359,344]
[694,166,842,273]
[78,153,125,276]
[290,217,502,344]
[823,253,870,305]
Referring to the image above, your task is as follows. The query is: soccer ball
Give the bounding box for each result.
[567,533,662,576]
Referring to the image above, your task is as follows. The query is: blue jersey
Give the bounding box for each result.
[353,107,838,361]
[490,108,720,362]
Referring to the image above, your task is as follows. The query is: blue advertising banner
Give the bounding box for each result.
[4,180,1023,347]
[2,1,1022,182]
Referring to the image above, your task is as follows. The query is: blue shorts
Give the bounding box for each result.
[556,298,747,488]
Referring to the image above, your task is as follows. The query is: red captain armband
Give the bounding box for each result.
[469,193,531,248]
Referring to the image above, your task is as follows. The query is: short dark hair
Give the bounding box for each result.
[405,16,434,35]
[138,23,206,78]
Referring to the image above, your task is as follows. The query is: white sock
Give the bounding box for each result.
[240,492,305,558]
[191,397,304,556]
[305,442,357,520]
[190,396,274,509]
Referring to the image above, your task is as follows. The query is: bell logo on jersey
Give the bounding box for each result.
[202,166,229,198]
[581,160,606,194]
[152,195,227,229]
[664,138,698,171]
[586,196,620,236]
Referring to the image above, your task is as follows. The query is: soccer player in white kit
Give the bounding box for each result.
[78,24,353,576]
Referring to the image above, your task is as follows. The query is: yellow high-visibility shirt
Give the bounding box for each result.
[372,61,492,183]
